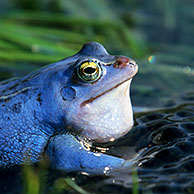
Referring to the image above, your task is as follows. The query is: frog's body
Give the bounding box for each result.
[0,42,138,174]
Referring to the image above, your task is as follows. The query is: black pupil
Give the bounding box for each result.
[84,67,96,74]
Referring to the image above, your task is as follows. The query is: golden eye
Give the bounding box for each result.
[76,60,102,83]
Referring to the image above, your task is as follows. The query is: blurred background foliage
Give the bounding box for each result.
[0,0,194,108]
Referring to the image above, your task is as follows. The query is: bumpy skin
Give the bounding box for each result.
[0,42,138,173]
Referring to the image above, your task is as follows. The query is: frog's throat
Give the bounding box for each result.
[77,79,133,143]
[81,78,132,107]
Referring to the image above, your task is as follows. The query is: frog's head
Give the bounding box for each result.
[41,42,138,143]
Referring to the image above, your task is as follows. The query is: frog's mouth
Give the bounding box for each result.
[81,63,138,107]
[81,79,132,107]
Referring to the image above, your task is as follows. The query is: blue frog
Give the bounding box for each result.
[0,42,138,174]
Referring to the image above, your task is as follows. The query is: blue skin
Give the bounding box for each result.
[0,42,138,174]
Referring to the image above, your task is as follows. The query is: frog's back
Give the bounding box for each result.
[0,75,50,166]
[0,78,19,95]
[0,56,73,166]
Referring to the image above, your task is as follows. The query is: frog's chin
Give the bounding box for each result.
[73,79,134,143]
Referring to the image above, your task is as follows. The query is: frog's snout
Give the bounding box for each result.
[113,57,136,69]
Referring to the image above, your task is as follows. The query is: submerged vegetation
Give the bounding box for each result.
[22,163,90,194]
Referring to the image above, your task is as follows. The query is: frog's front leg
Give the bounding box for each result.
[46,134,127,174]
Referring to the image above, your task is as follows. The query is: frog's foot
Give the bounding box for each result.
[45,134,132,174]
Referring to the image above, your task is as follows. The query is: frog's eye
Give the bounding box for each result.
[76,61,102,83]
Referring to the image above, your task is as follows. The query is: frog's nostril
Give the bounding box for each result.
[113,57,135,69]
[128,62,136,67]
